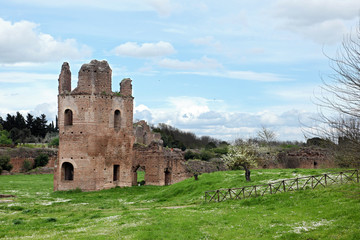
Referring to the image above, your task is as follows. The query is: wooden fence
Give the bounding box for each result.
[204,170,359,203]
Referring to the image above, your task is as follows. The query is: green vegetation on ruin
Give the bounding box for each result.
[0,169,359,239]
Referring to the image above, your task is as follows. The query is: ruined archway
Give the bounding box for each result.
[132,165,146,186]
[61,162,74,181]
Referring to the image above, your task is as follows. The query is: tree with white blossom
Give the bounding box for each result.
[221,144,258,181]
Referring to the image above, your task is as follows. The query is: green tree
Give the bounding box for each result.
[0,155,13,174]
[26,113,34,134]
[0,130,12,145]
[221,144,258,181]
[32,114,48,138]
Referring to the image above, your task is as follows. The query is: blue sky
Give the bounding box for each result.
[0,0,359,141]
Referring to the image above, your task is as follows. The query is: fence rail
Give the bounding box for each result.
[204,170,359,203]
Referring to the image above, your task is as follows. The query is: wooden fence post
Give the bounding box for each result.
[324,174,327,186]
[283,180,286,192]
[311,176,314,189]
[204,170,360,203]
[296,178,298,190]
[340,172,343,184]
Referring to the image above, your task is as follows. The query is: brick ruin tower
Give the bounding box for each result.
[54,60,192,191]
[54,60,135,191]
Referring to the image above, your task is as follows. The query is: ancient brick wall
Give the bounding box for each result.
[8,156,56,173]
[133,143,191,186]
[185,159,228,174]
[134,120,162,146]
[54,60,135,191]
[72,60,112,95]
[54,60,193,191]
[0,147,57,174]
[276,147,335,169]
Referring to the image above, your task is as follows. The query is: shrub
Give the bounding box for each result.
[48,137,59,148]
[33,153,49,168]
[184,150,200,160]
[22,160,33,172]
[212,146,229,155]
[200,150,214,161]
[0,155,13,174]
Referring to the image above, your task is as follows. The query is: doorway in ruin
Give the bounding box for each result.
[132,166,146,186]
[113,165,120,181]
[164,168,171,185]
[62,162,74,181]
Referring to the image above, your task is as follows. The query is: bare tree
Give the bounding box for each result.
[307,21,360,167]
[257,126,276,151]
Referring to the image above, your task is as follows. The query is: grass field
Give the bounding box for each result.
[0,169,359,239]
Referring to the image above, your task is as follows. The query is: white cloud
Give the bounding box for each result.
[0,18,91,64]
[191,36,222,48]
[273,0,359,44]
[0,72,57,83]
[158,56,223,70]
[0,84,57,119]
[31,103,57,121]
[145,0,177,17]
[11,0,179,17]
[179,70,292,82]
[134,96,313,141]
[113,41,175,58]
[191,36,223,53]
[274,0,359,25]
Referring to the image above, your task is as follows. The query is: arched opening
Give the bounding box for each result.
[61,162,74,181]
[314,161,318,169]
[164,168,171,186]
[114,110,121,129]
[132,166,145,186]
[64,109,73,126]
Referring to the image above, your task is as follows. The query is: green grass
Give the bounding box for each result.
[0,169,359,239]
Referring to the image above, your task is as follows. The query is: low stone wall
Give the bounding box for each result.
[276,147,335,169]
[8,157,56,173]
[185,159,228,174]
[0,147,57,174]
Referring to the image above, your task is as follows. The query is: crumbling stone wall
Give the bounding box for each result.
[133,143,191,185]
[276,147,335,169]
[54,60,135,191]
[134,120,162,146]
[54,60,191,191]
[0,147,57,174]
[185,159,228,174]
[8,157,56,173]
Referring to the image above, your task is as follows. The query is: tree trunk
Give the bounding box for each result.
[244,167,251,181]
